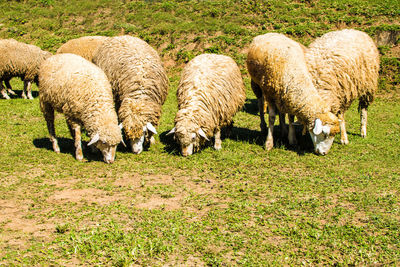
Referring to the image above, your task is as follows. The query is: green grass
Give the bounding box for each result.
[0,0,399,265]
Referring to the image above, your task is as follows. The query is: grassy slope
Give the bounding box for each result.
[0,0,399,265]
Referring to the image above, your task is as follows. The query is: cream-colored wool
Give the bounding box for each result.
[306,29,380,119]
[56,36,109,61]
[0,39,51,99]
[247,33,339,132]
[92,35,169,143]
[39,54,122,147]
[174,53,246,152]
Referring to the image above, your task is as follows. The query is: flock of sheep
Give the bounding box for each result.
[0,29,380,163]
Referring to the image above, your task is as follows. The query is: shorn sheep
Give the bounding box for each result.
[92,35,169,154]
[56,36,109,61]
[39,53,122,163]
[168,53,246,156]
[247,33,340,155]
[0,39,51,99]
[306,29,380,145]
[247,30,379,155]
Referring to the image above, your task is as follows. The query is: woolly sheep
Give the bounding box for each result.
[247,33,340,155]
[168,53,246,156]
[56,36,109,61]
[39,53,122,163]
[0,39,51,99]
[92,35,169,154]
[305,29,380,145]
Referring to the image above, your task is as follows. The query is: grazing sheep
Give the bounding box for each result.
[56,36,109,61]
[305,29,380,145]
[247,33,340,155]
[0,39,51,99]
[168,53,246,156]
[39,53,122,163]
[92,35,169,154]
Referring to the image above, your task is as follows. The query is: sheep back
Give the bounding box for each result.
[0,39,51,82]
[306,29,380,114]
[175,53,246,137]
[56,36,109,62]
[39,53,121,145]
[92,35,169,140]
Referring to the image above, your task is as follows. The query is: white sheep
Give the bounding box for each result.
[168,53,246,156]
[39,53,122,163]
[305,29,380,145]
[56,36,109,61]
[247,33,340,155]
[0,39,51,99]
[92,35,169,154]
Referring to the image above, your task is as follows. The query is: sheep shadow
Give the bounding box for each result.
[3,90,39,99]
[159,130,181,155]
[33,137,109,162]
[242,98,259,116]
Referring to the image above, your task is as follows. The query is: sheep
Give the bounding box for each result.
[247,33,340,155]
[305,29,380,145]
[0,39,51,99]
[92,35,169,154]
[38,53,122,163]
[56,36,109,61]
[168,53,246,156]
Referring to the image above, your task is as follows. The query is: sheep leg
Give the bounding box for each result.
[288,114,297,145]
[251,80,267,133]
[338,113,349,145]
[4,79,16,96]
[265,102,276,151]
[67,119,83,161]
[0,81,10,99]
[42,102,60,153]
[21,81,31,99]
[279,112,287,140]
[214,129,222,150]
[360,108,367,138]
[24,81,33,100]
[149,135,156,145]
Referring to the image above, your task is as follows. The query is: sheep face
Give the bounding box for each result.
[169,127,208,157]
[309,113,340,155]
[96,142,117,164]
[129,122,157,154]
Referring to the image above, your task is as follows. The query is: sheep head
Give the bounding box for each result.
[129,122,157,154]
[309,112,340,155]
[167,125,209,157]
[87,133,117,164]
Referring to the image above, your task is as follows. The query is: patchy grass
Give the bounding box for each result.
[0,0,399,265]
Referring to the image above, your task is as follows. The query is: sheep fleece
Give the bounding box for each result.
[175,53,246,137]
[39,53,121,145]
[56,36,109,62]
[93,35,169,139]
[0,39,51,82]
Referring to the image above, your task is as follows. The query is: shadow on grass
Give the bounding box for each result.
[242,98,259,116]
[33,137,118,163]
[5,90,39,99]
[159,131,181,156]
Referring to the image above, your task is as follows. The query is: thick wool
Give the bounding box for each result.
[247,33,340,133]
[56,36,109,61]
[92,35,169,140]
[306,29,380,115]
[39,53,121,146]
[0,39,51,84]
[175,53,246,147]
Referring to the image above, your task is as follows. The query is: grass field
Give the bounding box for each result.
[0,0,399,265]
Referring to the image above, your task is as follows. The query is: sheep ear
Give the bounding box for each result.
[198,128,209,141]
[146,122,157,135]
[88,133,100,146]
[119,123,123,129]
[313,119,323,135]
[322,125,330,135]
[166,127,176,136]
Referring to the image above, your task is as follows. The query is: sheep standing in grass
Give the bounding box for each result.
[0,39,51,99]
[39,54,122,163]
[92,35,169,154]
[56,36,109,61]
[168,54,246,156]
[306,29,380,145]
[247,33,340,155]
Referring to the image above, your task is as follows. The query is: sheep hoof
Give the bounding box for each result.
[214,144,222,150]
[2,94,10,100]
[264,141,274,151]
[28,95,34,100]
[341,139,349,145]
[8,90,16,95]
